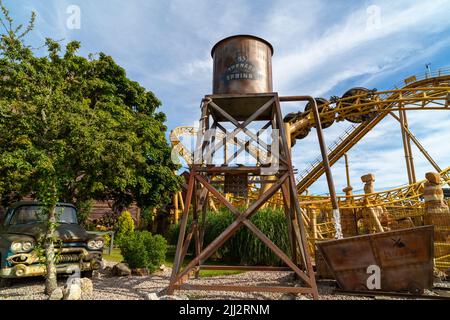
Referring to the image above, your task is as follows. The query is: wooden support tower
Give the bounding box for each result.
[167,93,319,298]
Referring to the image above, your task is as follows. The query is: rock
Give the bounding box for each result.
[159,294,189,300]
[63,284,82,300]
[102,266,113,277]
[296,295,310,300]
[80,278,93,297]
[112,263,131,277]
[159,264,167,272]
[361,173,375,183]
[145,293,159,300]
[280,293,296,300]
[434,268,448,281]
[342,186,353,195]
[48,287,64,300]
[131,268,149,276]
[92,270,102,280]
[426,172,441,184]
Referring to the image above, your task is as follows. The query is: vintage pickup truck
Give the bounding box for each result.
[0,201,103,286]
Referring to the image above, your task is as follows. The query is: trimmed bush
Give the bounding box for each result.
[119,231,167,272]
[115,210,135,244]
[169,208,290,266]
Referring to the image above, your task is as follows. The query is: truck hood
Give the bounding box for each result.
[6,223,90,242]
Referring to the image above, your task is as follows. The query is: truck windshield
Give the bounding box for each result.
[9,206,78,225]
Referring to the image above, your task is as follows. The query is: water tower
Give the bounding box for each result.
[168,35,325,298]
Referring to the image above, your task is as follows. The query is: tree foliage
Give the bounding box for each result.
[0,7,181,213]
[0,2,180,294]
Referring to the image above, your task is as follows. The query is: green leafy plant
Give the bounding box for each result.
[119,231,167,272]
[115,210,135,245]
[76,199,93,227]
[169,208,290,266]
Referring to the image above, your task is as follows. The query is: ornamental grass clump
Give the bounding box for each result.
[169,207,290,266]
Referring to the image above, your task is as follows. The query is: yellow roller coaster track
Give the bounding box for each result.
[290,68,450,193]
[170,68,450,207]
[298,166,450,209]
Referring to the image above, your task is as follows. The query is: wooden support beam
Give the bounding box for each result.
[199,265,292,271]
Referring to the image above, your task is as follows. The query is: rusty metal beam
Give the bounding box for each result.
[168,172,196,294]
[174,173,289,284]
[175,284,317,294]
[199,265,292,271]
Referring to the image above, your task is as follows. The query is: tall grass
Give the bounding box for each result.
[168,207,291,266]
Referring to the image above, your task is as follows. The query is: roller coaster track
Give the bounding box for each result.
[290,68,450,193]
[170,68,450,207]
[170,125,270,165]
[298,166,450,209]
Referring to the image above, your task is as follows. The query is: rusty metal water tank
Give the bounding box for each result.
[211,35,273,94]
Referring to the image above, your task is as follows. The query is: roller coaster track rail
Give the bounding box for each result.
[291,68,450,193]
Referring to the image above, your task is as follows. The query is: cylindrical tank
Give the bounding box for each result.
[211,35,273,94]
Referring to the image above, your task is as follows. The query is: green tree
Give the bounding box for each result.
[0,3,181,294]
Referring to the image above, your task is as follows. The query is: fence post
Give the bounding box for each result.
[109,231,114,255]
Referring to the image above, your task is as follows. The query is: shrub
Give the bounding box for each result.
[102,233,111,248]
[115,210,135,244]
[169,208,290,266]
[97,211,121,228]
[119,231,167,272]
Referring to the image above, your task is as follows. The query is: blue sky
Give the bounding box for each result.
[7,0,450,194]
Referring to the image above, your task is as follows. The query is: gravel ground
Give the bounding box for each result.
[0,262,447,300]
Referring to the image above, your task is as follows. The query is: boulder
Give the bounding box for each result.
[145,293,159,300]
[159,264,168,272]
[112,263,131,277]
[342,186,353,196]
[159,294,189,300]
[48,287,64,300]
[80,278,93,297]
[92,270,102,280]
[131,268,149,276]
[434,268,447,281]
[426,172,441,185]
[63,284,82,300]
[296,295,311,300]
[280,293,296,300]
[102,266,113,277]
[361,173,375,183]
[445,268,450,279]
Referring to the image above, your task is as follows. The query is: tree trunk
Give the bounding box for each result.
[44,204,57,295]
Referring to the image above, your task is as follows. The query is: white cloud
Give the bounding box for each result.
[19,0,450,195]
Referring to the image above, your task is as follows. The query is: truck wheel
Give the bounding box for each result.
[408,281,424,295]
[81,270,93,278]
[0,277,12,288]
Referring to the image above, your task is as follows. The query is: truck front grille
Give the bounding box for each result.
[56,253,81,263]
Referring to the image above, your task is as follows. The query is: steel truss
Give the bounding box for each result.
[167,93,319,298]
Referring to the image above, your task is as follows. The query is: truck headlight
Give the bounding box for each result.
[87,239,104,250]
[22,241,33,251]
[10,241,34,253]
